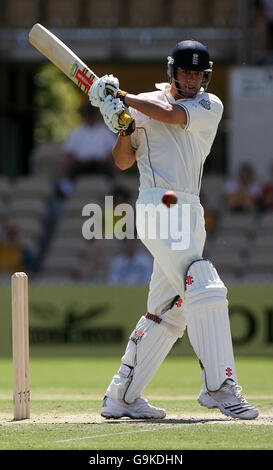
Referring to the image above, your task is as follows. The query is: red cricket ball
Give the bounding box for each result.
[161,190,178,208]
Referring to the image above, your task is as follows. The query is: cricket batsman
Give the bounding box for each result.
[88,40,259,420]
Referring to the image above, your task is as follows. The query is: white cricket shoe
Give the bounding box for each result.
[198,380,259,420]
[101,396,166,419]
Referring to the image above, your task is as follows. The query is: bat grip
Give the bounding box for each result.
[119,111,133,126]
[106,87,134,127]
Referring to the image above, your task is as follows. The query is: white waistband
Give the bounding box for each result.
[137,187,200,204]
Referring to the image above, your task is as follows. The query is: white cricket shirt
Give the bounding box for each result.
[130,83,223,195]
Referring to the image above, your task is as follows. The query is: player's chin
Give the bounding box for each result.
[180,88,198,98]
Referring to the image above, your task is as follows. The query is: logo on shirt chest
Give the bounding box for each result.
[199,99,211,110]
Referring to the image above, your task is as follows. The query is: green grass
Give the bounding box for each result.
[0,357,272,450]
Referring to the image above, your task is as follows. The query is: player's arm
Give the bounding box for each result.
[89,75,187,128]
[112,135,136,170]
[123,93,187,126]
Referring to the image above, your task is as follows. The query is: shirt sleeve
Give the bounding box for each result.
[178,93,224,133]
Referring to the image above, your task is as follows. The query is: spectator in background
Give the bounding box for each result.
[0,218,37,275]
[199,189,217,238]
[75,186,135,282]
[260,161,273,211]
[56,103,116,198]
[74,238,109,283]
[224,163,262,212]
[103,185,133,239]
[254,0,273,63]
[107,239,153,285]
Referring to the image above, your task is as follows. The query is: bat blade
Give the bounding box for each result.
[29,23,98,94]
[29,23,132,126]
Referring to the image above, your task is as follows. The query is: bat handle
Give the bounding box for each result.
[105,87,134,128]
[119,111,133,126]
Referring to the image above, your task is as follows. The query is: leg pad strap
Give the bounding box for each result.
[106,298,186,403]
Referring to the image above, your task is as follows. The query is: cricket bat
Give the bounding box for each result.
[29,23,132,126]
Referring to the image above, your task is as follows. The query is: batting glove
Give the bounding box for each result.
[100,95,128,133]
[88,80,101,107]
[88,74,119,107]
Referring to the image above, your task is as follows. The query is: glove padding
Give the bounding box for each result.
[100,95,130,133]
[89,74,119,107]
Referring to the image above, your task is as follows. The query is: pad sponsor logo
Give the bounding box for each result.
[186,275,194,286]
[176,297,183,308]
[225,366,233,377]
[130,329,144,344]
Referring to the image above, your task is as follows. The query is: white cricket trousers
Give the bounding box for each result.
[136,187,206,314]
[103,188,208,403]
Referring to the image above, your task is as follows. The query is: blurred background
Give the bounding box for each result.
[0,0,272,358]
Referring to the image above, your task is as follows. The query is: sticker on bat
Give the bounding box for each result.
[70,62,79,78]
[70,62,95,93]
[76,69,93,91]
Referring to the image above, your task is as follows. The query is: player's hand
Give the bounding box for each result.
[100,95,129,133]
[89,74,119,107]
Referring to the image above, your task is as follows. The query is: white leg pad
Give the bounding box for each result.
[106,299,186,404]
[185,259,237,391]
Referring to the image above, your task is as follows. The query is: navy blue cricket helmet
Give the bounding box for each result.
[167,40,213,91]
